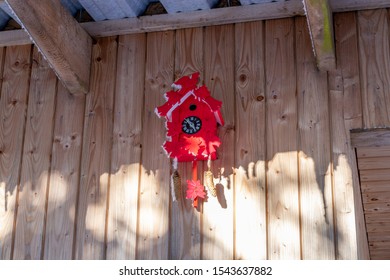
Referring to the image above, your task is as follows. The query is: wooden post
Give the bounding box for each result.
[303,0,336,71]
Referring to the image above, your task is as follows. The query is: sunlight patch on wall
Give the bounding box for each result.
[0,181,17,258]
[84,204,107,242]
[299,151,335,259]
[136,165,170,258]
[106,163,140,259]
[83,172,110,242]
[267,151,300,259]
[235,161,266,260]
[333,153,357,257]
[202,165,234,260]
[0,181,6,211]
[47,171,69,206]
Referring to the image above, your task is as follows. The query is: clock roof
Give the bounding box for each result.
[155,72,224,126]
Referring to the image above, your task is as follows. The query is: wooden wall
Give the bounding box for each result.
[1,9,390,260]
[356,144,390,259]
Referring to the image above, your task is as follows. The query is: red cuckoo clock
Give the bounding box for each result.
[155,72,224,207]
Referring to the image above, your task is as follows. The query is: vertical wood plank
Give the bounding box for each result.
[329,12,368,259]
[265,18,300,260]
[296,16,335,259]
[137,31,174,260]
[106,34,145,260]
[0,45,31,259]
[203,24,235,260]
[170,27,203,260]
[13,47,57,260]
[75,37,117,260]
[358,9,390,128]
[0,47,5,98]
[44,84,86,259]
[234,21,267,260]
[0,47,6,258]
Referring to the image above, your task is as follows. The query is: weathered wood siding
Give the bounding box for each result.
[2,10,390,259]
[356,145,390,260]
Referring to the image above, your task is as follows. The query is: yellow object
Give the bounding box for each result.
[204,170,216,197]
[171,170,181,201]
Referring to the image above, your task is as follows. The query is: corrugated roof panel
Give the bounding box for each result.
[77,0,150,21]
[160,0,219,13]
[0,1,82,29]
[0,2,21,25]
[240,0,279,4]
[0,7,9,30]
[60,0,83,15]
[119,0,150,16]
[0,2,13,18]
[76,0,106,21]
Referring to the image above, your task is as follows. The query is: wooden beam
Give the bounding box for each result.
[329,0,390,12]
[351,128,390,148]
[303,0,336,71]
[82,1,305,37]
[0,1,304,46]
[0,29,30,47]
[5,0,92,95]
[1,0,390,48]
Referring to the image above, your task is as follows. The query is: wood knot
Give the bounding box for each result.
[256,95,264,102]
[239,74,247,83]
[224,124,235,132]
[240,149,248,159]
[96,57,102,62]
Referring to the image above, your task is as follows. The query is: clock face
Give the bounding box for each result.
[182,116,202,134]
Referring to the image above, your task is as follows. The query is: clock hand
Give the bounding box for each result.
[189,120,196,131]
[185,119,196,131]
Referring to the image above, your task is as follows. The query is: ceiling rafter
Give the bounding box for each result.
[5,0,92,96]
